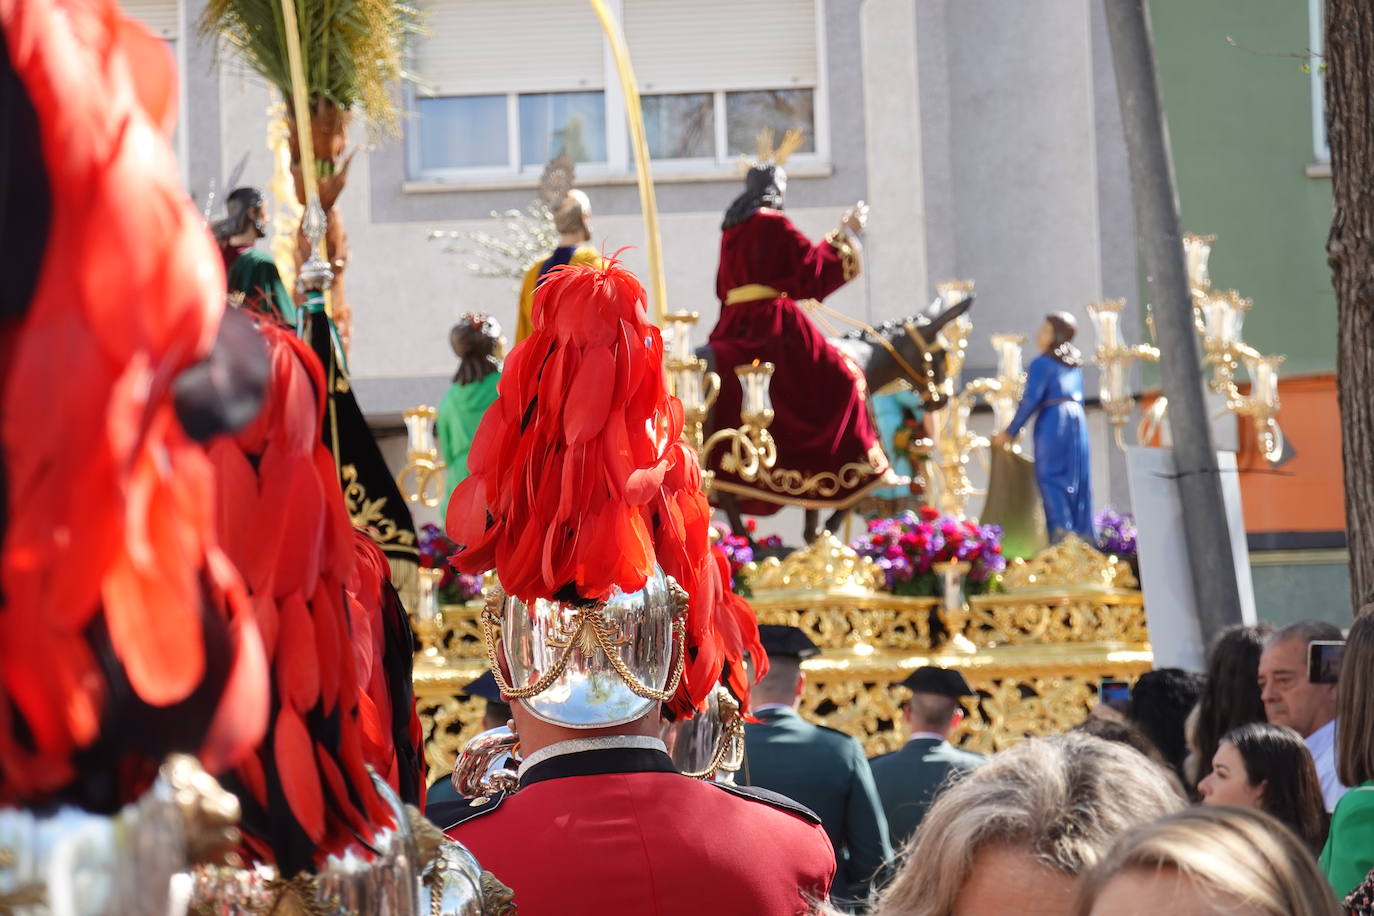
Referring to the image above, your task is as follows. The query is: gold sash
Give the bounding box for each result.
[723,284,785,306]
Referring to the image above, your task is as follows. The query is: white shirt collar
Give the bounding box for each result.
[906,731,947,744]
[517,735,667,778]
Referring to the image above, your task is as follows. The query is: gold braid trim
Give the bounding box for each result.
[825,229,861,282]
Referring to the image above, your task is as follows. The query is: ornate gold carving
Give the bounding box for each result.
[747,532,884,593]
[962,595,1147,647]
[825,229,861,282]
[340,464,416,549]
[753,601,940,652]
[1000,534,1137,591]
[736,458,883,501]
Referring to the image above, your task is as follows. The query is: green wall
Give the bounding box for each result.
[1150,0,1335,376]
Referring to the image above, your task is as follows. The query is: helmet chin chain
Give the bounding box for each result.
[481,581,689,704]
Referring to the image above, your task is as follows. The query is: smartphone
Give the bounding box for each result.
[1098,678,1132,713]
[1309,640,1345,684]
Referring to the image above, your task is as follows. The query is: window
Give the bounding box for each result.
[416,96,508,171]
[1309,0,1329,165]
[408,0,823,181]
[642,93,715,160]
[520,92,607,167]
[725,90,816,157]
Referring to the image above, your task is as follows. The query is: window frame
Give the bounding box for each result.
[404,0,830,184]
[1308,0,1329,166]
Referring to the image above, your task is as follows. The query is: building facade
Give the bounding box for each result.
[122,0,1344,622]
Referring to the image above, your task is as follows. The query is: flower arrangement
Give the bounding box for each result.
[712,520,783,597]
[418,523,484,604]
[1094,507,1138,559]
[851,507,1006,597]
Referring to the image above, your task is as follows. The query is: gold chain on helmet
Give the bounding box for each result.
[481,579,690,703]
[679,691,747,781]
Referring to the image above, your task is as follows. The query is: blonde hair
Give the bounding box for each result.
[1338,609,1374,787]
[870,733,1184,916]
[1073,807,1341,916]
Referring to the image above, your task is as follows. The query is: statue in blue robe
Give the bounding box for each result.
[993,313,1093,542]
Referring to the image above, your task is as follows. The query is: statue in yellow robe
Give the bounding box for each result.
[515,189,605,343]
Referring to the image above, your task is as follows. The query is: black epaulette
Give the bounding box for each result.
[427,791,509,832]
[710,782,823,826]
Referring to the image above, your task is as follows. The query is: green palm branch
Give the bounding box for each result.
[200,0,421,136]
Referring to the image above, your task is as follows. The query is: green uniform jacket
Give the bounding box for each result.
[742,707,893,903]
[1321,780,1374,898]
[868,736,985,852]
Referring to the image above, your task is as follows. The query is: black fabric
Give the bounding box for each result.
[379,575,422,806]
[758,624,821,660]
[302,303,418,572]
[710,781,823,826]
[722,165,785,230]
[519,746,679,788]
[428,789,508,831]
[537,245,577,282]
[0,28,50,324]
[172,307,270,441]
[899,665,975,698]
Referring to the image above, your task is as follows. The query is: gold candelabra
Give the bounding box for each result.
[1092,234,1285,462]
[396,405,446,507]
[1086,299,1160,449]
[663,311,777,489]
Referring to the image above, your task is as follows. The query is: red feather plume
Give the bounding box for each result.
[447,260,766,718]
[0,0,266,808]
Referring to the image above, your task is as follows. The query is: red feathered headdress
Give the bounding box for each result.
[447,260,763,716]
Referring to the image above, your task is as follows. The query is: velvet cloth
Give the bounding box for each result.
[708,210,887,515]
[1006,353,1093,540]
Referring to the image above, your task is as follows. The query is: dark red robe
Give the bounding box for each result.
[708,209,889,515]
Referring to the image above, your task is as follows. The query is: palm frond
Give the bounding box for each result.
[200,0,421,136]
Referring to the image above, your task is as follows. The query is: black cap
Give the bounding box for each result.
[758,625,821,660]
[900,666,975,698]
[461,669,504,703]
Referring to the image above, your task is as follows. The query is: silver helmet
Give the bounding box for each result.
[484,565,689,729]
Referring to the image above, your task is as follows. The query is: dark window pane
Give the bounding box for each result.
[641,93,714,159]
[725,89,816,157]
[417,95,509,171]
[519,92,607,168]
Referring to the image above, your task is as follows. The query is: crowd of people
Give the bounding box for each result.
[734,612,1373,914]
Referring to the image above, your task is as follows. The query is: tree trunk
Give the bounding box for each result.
[1327,0,1374,613]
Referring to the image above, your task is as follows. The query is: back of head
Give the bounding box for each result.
[1074,807,1341,916]
[553,189,591,239]
[1074,716,1166,766]
[1194,623,1272,789]
[752,655,800,707]
[1127,668,1204,778]
[1224,721,1329,853]
[871,733,1184,916]
[722,165,786,230]
[1338,609,1374,787]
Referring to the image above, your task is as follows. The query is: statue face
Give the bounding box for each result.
[1036,320,1055,353]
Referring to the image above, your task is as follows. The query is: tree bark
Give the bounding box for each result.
[1327,0,1374,613]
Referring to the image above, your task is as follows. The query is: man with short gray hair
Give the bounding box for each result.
[1257,619,1348,810]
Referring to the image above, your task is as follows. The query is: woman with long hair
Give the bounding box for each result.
[1198,722,1329,854]
[1189,623,1273,791]
[1074,807,1341,916]
[1321,610,1374,898]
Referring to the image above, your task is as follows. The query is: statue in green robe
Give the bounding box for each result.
[438,314,502,507]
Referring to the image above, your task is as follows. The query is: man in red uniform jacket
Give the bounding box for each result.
[435,259,836,915]
[431,690,836,915]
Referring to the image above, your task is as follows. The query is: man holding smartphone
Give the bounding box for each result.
[1257,620,1350,810]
